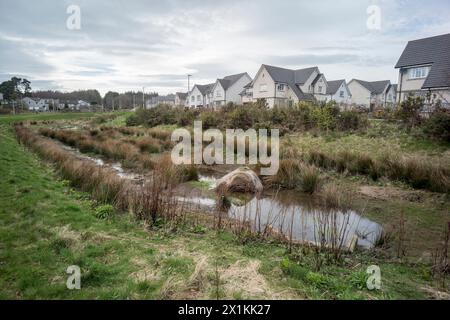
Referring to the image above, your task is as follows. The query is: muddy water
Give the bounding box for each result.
[179,187,383,250]
[59,144,143,181]
[229,194,382,249]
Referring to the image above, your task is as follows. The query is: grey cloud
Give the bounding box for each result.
[267,54,360,67]
[0,38,55,75]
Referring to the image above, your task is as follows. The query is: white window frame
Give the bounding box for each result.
[259,84,268,92]
[409,67,429,80]
[339,90,344,98]
[277,84,285,91]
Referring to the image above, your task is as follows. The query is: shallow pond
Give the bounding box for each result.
[59,144,143,181]
[179,189,383,250]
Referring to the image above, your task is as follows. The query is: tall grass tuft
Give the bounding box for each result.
[266,158,321,193]
[303,148,450,193]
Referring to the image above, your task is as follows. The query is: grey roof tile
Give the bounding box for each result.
[262,64,317,101]
[326,80,345,95]
[352,79,390,94]
[395,33,450,89]
[196,83,215,95]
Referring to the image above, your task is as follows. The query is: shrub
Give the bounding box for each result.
[177,108,196,126]
[310,104,339,131]
[228,107,254,129]
[126,105,178,127]
[200,111,221,129]
[337,111,368,131]
[396,95,423,129]
[423,109,450,142]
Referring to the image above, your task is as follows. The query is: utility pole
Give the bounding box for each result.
[142,87,145,109]
[133,93,135,109]
[187,74,192,92]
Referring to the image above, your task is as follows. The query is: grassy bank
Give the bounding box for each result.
[0,113,448,299]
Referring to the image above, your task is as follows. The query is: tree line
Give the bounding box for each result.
[0,77,158,110]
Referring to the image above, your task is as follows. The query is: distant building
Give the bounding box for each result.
[326,80,352,105]
[146,94,176,108]
[76,100,90,110]
[211,73,253,107]
[175,92,188,106]
[22,98,59,111]
[347,80,397,110]
[244,64,326,108]
[187,84,215,108]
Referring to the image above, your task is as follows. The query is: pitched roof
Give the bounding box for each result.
[326,80,346,95]
[262,64,317,101]
[195,83,215,95]
[176,92,188,99]
[243,81,253,89]
[395,33,450,89]
[351,79,390,94]
[215,72,248,91]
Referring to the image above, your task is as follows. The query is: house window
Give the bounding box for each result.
[409,67,429,79]
[191,96,195,102]
[260,84,267,92]
[340,91,344,98]
[197,95,201,101]
[318,86,323,93]
[216,91,221,98]
[277,84,285,91]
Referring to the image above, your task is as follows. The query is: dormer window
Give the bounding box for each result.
[277,84,285,91]
[409,67,429,79]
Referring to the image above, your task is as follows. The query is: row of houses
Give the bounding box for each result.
[177,65,396,110]
[170,33,449,110]
[21,97,91,111]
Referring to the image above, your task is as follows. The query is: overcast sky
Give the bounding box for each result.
[1,0,449,95]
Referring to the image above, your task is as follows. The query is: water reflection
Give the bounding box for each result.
[180,191,382,250]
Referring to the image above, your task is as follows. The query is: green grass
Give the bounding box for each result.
[284,121,450,162]
[0,112,100,125]
[0,113,447,299]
